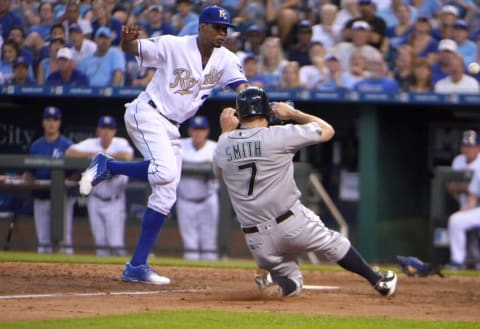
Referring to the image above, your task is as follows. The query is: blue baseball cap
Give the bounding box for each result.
[462,130,480,145]
[95,27,112,38]
[189,116,209,129]
[199,5,234,27]
[98,115,116,128]
[13,56,31,68]
[43,106,61,119]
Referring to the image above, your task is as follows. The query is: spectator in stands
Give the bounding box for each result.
[299,42,328,89]
[78,27,125,87]
[58,2,93,41]
[69,23,97,67]
[0,0,22,41]
[33,24,67,65]
[223,31,246,63]
[452,20,477,67]
[277,61,304,89]
[311,3,340,52]
[6,55,35,85]
[354,53,399,93]
[46,47,89,86]
[384,2,414,50]
[265,0,301,49]
[91,0,122,46]
[378,0,417,29]
[343,0,387,52]
[407,57,433,92]
[37,37,65,85]
[257,36,287,89]
[448,0,477,19]
[0,39,21,83]
[409,0,441,19]
[143,4,177,37]
[231,0,265,32]
[431,39,458,83]
[432,5,458,41]
[124,25,154,87]
[334,0,359,36]
[7,26,34,65]
[317,53,344,90]
[242,53,267,89]
[26,2,55,46]
[435,53,480,93]
[393,44,415,91]
[112,5,132,26]
[11,0,39,32]
[288,20,314,67]
[334,20,382,71]
[339,49,367,90]
[80,0,94,21]
[171,0,198,33]
[406,15,438,64]
[242,24,265,56]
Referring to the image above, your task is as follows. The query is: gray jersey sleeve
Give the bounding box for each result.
[213,123,322,227]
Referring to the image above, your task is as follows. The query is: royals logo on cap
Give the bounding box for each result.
[43,106,61,119]
[199,5,235,27]
[189,116,209,129]
[98,115,117,128]
[462,130,480,146]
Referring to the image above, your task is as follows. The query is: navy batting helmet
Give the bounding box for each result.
[236,87,271,120]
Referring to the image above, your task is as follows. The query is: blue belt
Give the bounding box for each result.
[147,100,180,127]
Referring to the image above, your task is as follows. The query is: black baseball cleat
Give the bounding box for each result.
[79,153,113,195]
[254,269,283,298]
[374,270,398,297]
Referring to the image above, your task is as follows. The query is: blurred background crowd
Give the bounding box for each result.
[2,0,480,93]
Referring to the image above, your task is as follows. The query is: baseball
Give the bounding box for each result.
[468,62,480,74]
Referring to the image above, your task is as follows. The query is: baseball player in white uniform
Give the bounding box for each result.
[78,6,248,284]
[177,116,220,260]
[213,87,398,297]
[66,116,134,256]
[448,130,480,269]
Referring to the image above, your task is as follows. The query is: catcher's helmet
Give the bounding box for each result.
[236,87,271,120]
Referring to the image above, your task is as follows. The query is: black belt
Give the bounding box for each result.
[147,100,180,127]
[92,194,120,202]
[242,210,294,234]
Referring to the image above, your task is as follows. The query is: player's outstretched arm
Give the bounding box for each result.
[272,102,335,142]
[219,107,239,134]
[121,25,140,56]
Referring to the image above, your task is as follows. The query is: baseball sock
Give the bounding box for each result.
[130,207,166,266]
[107,160,149,181]
[337,246,382,286]
[273,276,297,296]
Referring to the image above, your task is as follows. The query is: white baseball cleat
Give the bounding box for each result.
[79,153,112,196]
[374,270,398,296]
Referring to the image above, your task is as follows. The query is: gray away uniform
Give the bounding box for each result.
[213,122,351,295]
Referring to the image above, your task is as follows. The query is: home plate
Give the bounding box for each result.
[303,285,339,291]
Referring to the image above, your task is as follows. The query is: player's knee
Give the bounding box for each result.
[448,212,463,230]
[148,162,177,185]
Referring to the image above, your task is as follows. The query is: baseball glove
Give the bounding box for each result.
[397,256,444,278]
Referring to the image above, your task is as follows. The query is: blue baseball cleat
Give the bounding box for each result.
[121,263,171,285]
[79,153,112,195]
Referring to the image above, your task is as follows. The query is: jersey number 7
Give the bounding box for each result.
[238,162,257,196]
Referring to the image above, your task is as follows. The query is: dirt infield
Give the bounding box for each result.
[0,262,479,322]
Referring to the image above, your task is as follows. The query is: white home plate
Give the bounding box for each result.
[303,285,339,291]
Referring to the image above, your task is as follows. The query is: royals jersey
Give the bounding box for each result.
[136,35,247,123]
[452,154,480,208]
[177,138,219,201]
[29,135,73,180]
[213,123,323,226]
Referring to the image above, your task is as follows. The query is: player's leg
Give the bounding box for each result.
[176,199,201,260]
[198,195,219,260]
[448,207,480,267]
[33,199,52,253]
[105,196,127,256]
[281,203,397,296]
[87,197,109,256]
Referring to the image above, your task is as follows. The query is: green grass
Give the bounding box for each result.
[0,310,477,329]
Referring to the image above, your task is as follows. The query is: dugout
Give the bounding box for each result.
[1,89,479,263]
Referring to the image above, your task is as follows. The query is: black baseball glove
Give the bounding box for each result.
[397,256,444,278]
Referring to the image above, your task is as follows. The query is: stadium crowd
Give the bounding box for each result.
[2,0,480,93]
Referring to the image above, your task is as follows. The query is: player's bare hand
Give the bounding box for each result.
[271,102,296,121]
[220,107,239,133]
[121,25,140,42]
